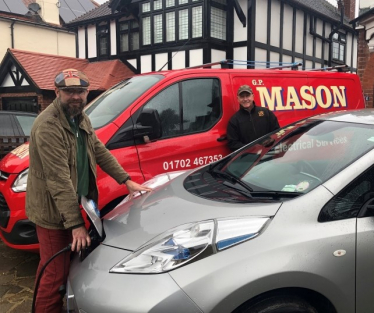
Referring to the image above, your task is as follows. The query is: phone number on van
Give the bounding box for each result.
[163,155,223,171]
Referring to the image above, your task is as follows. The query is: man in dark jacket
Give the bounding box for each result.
[227,85,280,151]
[26,68,152,313]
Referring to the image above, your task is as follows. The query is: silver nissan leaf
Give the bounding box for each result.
[68,109,374,313]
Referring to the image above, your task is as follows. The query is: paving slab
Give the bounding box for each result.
[0,240,38,313]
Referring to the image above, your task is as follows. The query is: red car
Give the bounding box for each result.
[0,66,365,252]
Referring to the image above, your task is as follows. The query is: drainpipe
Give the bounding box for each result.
[10,20,16,48]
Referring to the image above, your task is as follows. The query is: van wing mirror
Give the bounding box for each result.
[134,108,162,141]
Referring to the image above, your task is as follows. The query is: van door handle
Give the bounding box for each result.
[217,135,227,142]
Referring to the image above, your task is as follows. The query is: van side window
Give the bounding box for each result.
[141,78,221,139]
[318,166,374,222]
[143,83,180,137]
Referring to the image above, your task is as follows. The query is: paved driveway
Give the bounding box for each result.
[0,240,39,313]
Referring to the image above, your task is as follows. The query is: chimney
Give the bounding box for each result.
[36,0,60,25]
[338,0,356,20]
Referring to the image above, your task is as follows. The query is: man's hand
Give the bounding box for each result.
[125,180,152,199]
[71,226,91,252]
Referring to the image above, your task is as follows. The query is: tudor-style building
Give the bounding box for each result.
[67,0,358,73]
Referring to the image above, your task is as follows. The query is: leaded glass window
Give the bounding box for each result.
[210,7,226,40]
[192,6,202,38]
[154,14,163,43]
[179,9,189,40]
[166,12,176,41]
[143,16,151,45]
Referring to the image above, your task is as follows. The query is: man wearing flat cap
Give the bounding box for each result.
[26,68,152,313]
[227,85,280,151]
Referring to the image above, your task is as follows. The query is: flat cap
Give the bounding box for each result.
[55,68,89,89]
[237,85,253,96]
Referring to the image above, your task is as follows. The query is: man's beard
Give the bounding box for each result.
[60,100,86,117]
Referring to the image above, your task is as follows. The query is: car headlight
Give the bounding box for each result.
[12,168,29,192]
[110,217,270,274]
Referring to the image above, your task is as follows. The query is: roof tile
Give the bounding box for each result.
[8,49,134,90]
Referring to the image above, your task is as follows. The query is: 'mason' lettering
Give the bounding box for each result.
[256,86,347,111]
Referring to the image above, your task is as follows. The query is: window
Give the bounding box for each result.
[179,9,189,40]
[210,6,226,40]
[332,32,346,62]
[143,16,151,45]
[119,19,140,52]
[140,0,203,45]
[154,0,162,10]
[154,14,163,43]
[97,22,109,56]
[192,6,202,38]
[140,78,221,139]
[319,166,374,222]
[166,12,175,41]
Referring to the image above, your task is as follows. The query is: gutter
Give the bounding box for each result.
[0,16,74,34]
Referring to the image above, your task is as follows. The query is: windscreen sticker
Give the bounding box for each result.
[367,137,374,142]
[10,144,29,159]
[281,185,297,192]
[296,181,310,192]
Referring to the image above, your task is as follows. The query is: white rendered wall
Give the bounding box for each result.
[233,47,247,68]
[87,25,97,58]
[211,49,226,68]
[155,53,168,71]
[110,20,117,55]
[189,49,203,67]
[141,55,152,73]
[270,1,281,47]
[233,0,247,42]
[256,0,267,44]
[171,51,185,69]
[78,27,86,59]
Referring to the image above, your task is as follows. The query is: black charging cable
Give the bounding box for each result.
[32,243,72,313]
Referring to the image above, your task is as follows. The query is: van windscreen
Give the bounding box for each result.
[85,74,164,129]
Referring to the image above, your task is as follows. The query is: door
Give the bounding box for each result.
[321,164,374,313]
[132,77,231,180]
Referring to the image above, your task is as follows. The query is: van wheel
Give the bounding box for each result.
[234,295,318,313]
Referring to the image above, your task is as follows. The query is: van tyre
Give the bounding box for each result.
[235,295,319,313]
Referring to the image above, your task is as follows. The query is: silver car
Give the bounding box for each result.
[68,109,374,313]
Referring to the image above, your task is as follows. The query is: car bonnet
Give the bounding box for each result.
[102,173,281,251]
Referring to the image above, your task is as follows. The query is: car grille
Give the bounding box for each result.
[0,192,10,228]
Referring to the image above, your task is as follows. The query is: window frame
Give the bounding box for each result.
[118,19,140,53]
[139,0,204,47]
[97,21,110,57]
[209,0,227,41]
[137,77,222,140]
[332,32,346,63]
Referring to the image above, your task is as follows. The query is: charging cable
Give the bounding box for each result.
[32,243,72,313]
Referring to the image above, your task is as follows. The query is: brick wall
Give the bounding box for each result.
[0,92,56,112]
[343,0,356,20]
[357,27,374,108]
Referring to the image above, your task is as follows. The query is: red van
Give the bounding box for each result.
[0,66,365,252]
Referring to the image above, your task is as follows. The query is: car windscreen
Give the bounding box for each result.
[15,115,36,136]
[184,119,374,202]
[85,74,164,129]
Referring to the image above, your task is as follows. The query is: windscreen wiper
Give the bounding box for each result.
[208,168,254,192]
[249,191,302,199]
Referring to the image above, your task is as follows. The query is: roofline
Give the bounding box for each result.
[66,11,125,27]
[0,15,75,33]
[284,0,354,31]
[350,7,374,24]
[67,0,355,32]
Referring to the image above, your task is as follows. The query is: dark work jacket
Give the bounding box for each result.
[227,102,280,151]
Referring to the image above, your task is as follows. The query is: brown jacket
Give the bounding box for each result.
[25,99,129,230]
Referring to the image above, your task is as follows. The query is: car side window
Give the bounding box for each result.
[318,166,374,222]
[140,78,221,139]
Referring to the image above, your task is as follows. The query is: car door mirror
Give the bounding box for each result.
[134,108,162,142]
